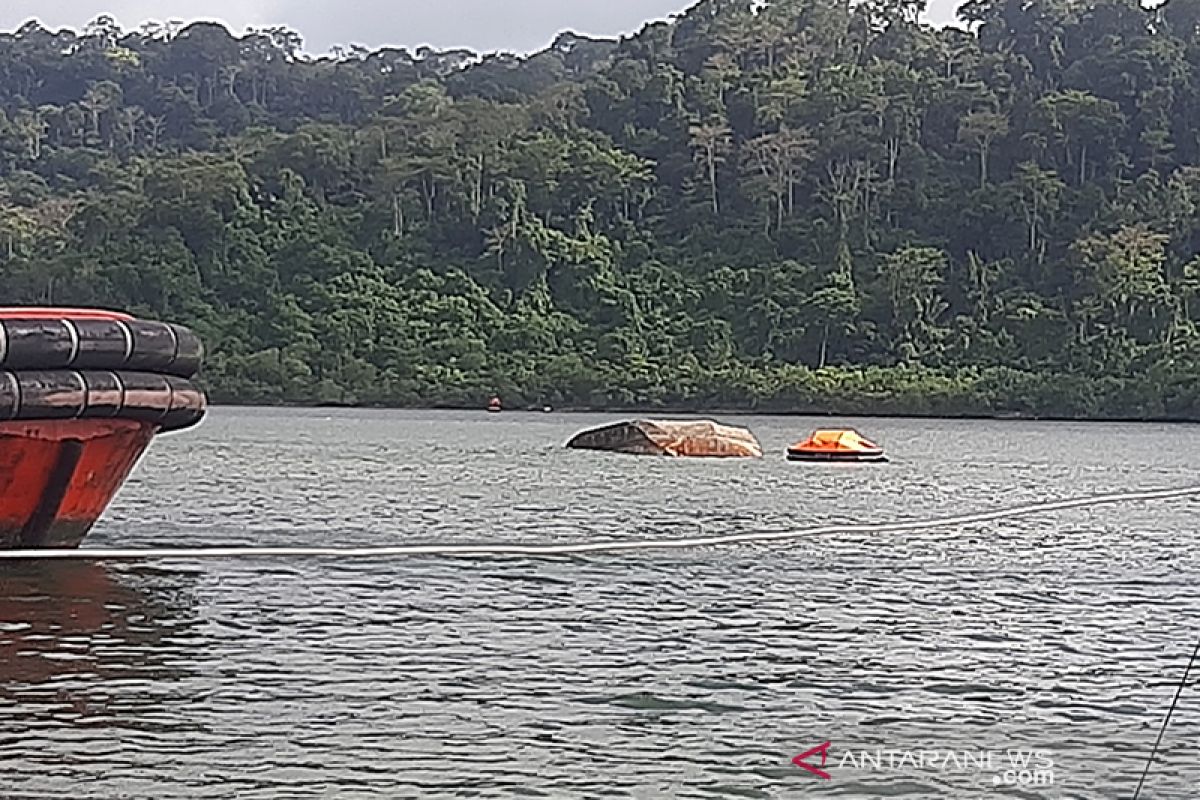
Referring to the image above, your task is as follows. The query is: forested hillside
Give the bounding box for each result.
[3,0,1200,417]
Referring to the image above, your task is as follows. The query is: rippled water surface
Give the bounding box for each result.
[2,408,1199,799]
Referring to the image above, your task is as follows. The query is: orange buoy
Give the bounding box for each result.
[0,307,207,549]
[787,429,888,463]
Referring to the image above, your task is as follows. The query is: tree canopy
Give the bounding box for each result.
[3,1,1200,418]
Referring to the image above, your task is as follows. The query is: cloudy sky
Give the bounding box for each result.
[1,0,963,55]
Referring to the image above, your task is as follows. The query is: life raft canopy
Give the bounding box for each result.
[567,418,763,459]
[787,428,888,463]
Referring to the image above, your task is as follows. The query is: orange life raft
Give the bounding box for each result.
[0,307,206,548]
[787,429,887,463]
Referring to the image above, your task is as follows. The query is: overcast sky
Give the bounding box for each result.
[1,0,963,55]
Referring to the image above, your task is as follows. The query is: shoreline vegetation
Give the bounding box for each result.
[5,2,1200,422]
[211,401,1200,425]
[201,362,1200,422]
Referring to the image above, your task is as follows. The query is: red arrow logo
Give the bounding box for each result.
[792,741,833,780]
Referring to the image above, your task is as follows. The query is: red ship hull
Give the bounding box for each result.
[0,306,206,549]
[0,419,155,548]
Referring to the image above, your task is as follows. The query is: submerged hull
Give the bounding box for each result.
[0,419,155,548]
[567,419,763,458]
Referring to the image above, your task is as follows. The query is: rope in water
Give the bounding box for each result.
[0,483,1197,561]
[1132,639,1200,800]
[3,481,1196,793]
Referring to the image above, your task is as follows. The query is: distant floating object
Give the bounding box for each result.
[542,406,553,413]
[566,419,763,459]
[787,429,887,463]
[487,396,502,414]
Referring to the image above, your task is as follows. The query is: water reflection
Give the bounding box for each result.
[0,561,198,716]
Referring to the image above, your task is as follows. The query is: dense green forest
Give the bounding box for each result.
[3,0,1200,417]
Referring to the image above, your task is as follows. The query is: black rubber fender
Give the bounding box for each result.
[0,370,206,433]
[0,318,203,378]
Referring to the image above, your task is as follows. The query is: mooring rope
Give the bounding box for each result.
[1132,638,1200,800]
[0,484,1196,561]
[2,481,1196,793]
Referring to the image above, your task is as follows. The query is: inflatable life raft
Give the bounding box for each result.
[787,429,887,463]
[0,307,206,549]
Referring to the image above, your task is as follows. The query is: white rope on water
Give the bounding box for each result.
[0,484,1197,562]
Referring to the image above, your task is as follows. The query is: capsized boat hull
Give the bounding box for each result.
[567,418,763,458]
[0,419,156,549]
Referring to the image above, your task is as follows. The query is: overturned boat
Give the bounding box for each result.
[787,429,887,463]
[0,307,206,548]
[566,419,763,458]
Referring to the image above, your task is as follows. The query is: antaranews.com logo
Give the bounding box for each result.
[793,741,1055,788]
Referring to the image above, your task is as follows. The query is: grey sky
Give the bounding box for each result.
[1,0,963,55]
